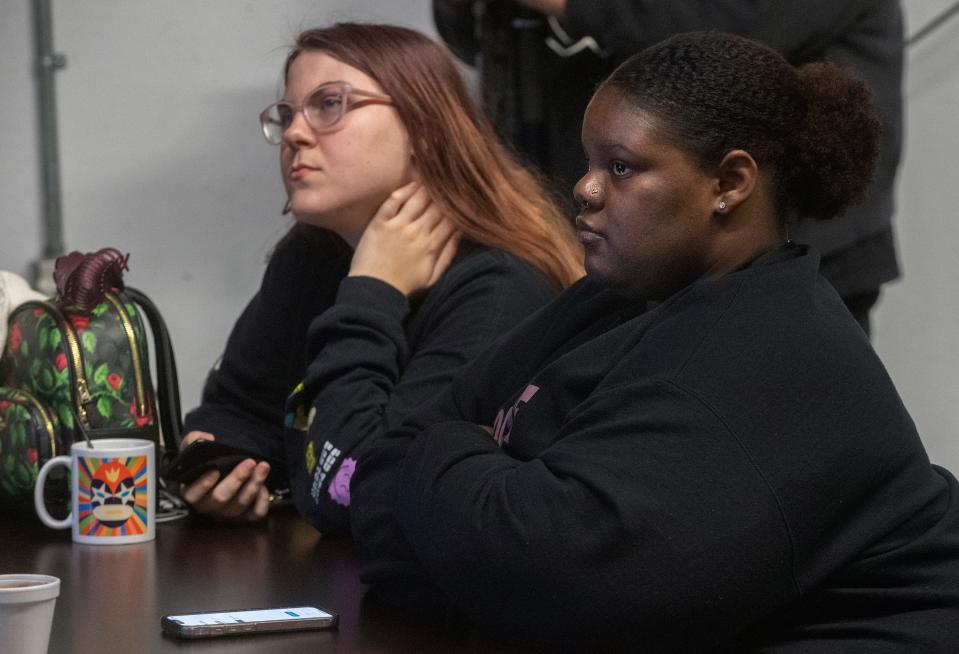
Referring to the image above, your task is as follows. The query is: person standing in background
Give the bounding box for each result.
[434,0,904,335]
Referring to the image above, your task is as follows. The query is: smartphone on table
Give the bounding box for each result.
[161,606,338,638]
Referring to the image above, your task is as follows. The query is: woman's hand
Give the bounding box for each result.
[349,182,460,296]
[178,431,271,523]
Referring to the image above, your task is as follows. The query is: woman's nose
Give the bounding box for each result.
[282,110,316,148]
[572,174,604,212]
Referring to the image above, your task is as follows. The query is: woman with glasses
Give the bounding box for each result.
[178,23,582,530]
[350,32,959,651]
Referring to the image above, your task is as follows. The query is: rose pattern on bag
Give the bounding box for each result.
[130,398,153,427]
[8,323,22,352]
[0,388,61,500]
[0,294,156,440]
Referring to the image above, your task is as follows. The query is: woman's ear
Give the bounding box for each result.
[713,149,758,214]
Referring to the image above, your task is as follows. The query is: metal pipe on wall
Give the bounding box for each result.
[31,0,66,294]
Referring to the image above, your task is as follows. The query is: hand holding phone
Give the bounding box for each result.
[161,606,337,639]
[166,436,284,521]
[162,438,283,489]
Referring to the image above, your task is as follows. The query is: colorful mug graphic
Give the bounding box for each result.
[77,456,149,536]
[34,438,156,544]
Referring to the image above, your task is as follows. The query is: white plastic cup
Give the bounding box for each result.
[0,574,60,654]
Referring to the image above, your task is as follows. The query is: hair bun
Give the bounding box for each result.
[788,62,882,219]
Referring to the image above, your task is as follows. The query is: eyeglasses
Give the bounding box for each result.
[258,81,393,145]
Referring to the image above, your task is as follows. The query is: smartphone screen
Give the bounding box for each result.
[162,606,337,638]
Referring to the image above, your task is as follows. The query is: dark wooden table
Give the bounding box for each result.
[0,508,517,653]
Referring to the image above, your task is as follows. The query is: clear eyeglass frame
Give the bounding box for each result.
[258,80,392,145]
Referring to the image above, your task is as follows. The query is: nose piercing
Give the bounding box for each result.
[580,182,600,211]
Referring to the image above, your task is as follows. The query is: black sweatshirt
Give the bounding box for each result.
[184,229,560,534]
[350,245,959,652]
[184,228,351,469]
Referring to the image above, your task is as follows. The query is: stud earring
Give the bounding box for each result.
[718,200,727,211]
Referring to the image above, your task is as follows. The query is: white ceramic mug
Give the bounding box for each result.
[0,574,60,654]
[33,439,155,544]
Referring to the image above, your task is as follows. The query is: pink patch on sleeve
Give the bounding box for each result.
[328,457,357,506]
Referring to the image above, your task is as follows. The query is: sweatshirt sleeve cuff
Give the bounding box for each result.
[335,275,410,322]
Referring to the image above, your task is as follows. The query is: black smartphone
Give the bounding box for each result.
[161,606,337,639]
[162,439,283,488]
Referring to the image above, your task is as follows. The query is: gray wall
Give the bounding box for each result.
[872,2,959,470]
[1,1,957,470]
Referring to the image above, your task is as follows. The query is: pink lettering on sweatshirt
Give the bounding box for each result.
[491,384,539,446]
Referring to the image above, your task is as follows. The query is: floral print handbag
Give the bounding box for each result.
[0,386,64,510]
[0,249,181,511]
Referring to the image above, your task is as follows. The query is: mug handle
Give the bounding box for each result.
[34,456,72,529]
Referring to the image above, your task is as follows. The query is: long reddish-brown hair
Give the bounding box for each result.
[284,23,583,288]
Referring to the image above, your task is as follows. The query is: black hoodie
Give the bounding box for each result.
[351,245,959,652]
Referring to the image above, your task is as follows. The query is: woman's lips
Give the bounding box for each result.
[576,229,604,246]
[289,164,317,180]
[575,219,604,245]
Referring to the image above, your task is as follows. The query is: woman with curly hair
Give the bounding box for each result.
[351,31,959,652]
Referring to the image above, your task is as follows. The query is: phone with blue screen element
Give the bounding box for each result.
[161,606,337,638]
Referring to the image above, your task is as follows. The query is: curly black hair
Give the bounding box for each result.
[605,31,881,220]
